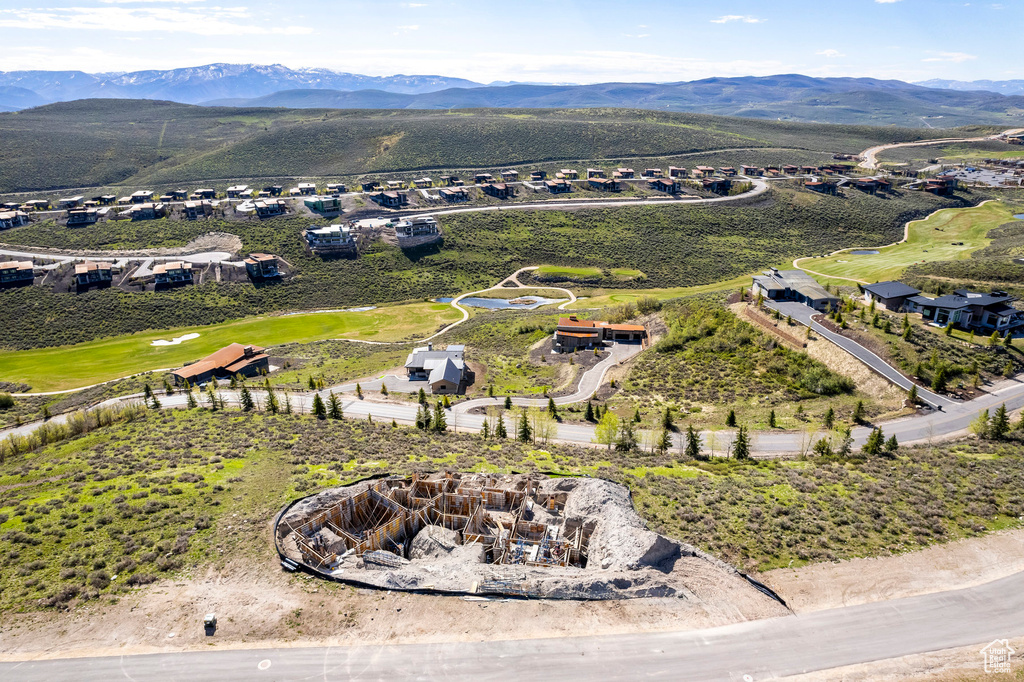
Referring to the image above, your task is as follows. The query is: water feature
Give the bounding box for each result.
[436,296,564,310]
[1013,214,1024,220]
[850,249,880,256]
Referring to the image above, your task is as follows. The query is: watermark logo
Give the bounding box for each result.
[981,639,1015,674]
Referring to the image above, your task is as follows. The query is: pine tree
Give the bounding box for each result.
[823,406,834,429]
[239,386,254,412]
[615,419,637,452]
[488,384,494,397]
[206,384,218,411]
[991,403,1010,439]
[415,404,427,429]
[163,378,174,395]
[970,409,990,439]
[312,393,326,419]
[584,401,595,422]
[149,394,161,410]
[902,325,912,340]
[327,392,343,419]
[548,397,557,418]
[143,383,153,400]
[907,385,918,405]
[495,413,508,439]
[504,396,512,409]
[633,408,642,423]
[768,409,776,428]
[656,428,672,455]
[482,419,490,440]
[944,323,953,337]
[282,393,292,414]
[266,389,279,414]
[862,427,885,455]
[871,312,879,327]
[732,426,750,459]
[685,425,703,460]
[836,426,854,458]
[186,389,198,409]
[380,384,388,396]
[356,383,363,399]
[1004,333,1013,348]
[517,410,532,443]
[989,331,1000,346]
[852,400,865,424]
[931,366,948,392]
[884,434,899,453]
[418,388,427,405]
[1003,361,1015,379]
[725,409,737,427]
[661,406,674,431]
[443,394,451,408]
[433,401,447,432]
[883,318,892,334]
[307,376,316,390]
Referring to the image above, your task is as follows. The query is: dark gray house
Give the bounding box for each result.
[751,268,840,312]
[908,290,1023,333]
[860,281,921,312]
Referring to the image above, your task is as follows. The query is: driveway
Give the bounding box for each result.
[764,300,954,409]
[3,569,1023,680]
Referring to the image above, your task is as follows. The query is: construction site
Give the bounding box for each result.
[276,472,788,605]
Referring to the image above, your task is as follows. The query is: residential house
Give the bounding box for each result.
[543,179,572,194]
[552,316,647,353]
[59,196,85,209]
[297,182,317,195]
[0,260,34,287]
[171,190,188,201]
[702,178,732,193]
[24,200,50,211]
[326,183,347,194]
[741,165,763,176]
[243,253,280,280]
[530,171,547,181]
[158,195,175,203]
[255,199,288,217]
[387,180,405,190]
[922,178,955,195]
[804,180,837,195]
[860,281,922,312]
[907,290,1023,333]
[474,173,495,184]
[668,166,687,178]
[500,170,519,182]
[751,268,839,312]
[362,181,381,192]
[694,166,716,178]
[96,195,117,205]
[586,168,605,179]
[648,178,679,193]
[226,185,250,198]
[853,178,884,194]
[304,196,340,213]
[192,189,216,199]
[395,215,439,239]
[483,183,515,199]
[171,343,269,386]
[782,165,799,175]
[441,175,462,186]
[74,261,113,289]
[800,166,817,174]
[641,168,663,178]
[153,261,194,287]
[588,177,620,191]
[66,208,99,226]
[414,177,433,188]
[404,343,468,394]
[369,191,408,208]
[1,202,17,211]
[263,185,284,197]
[718,167,737,177]
[559,169,579,179]
[130,190,154,204]
[0,210,29,229]
[616,168,636,179]
[128,202,167,221]
[440,187,470,202]
[183,200,213,220]
[304,224,356,253]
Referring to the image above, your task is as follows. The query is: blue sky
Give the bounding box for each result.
[0,0,1018,82]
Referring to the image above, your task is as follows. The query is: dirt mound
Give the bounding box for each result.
[409,525,460,560]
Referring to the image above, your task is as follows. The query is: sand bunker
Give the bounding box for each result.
[150,333,200,346]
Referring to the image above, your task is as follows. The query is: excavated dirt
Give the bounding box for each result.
[278,473,788,609]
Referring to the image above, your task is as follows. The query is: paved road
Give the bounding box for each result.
[859,128,1024,169]
[765,300,953,409]
[4,569,1022,681]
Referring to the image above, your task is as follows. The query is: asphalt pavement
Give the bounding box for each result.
[4,569,1022,681]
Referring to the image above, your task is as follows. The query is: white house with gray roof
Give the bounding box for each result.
[404,343,468,394]
[751,268,839,312]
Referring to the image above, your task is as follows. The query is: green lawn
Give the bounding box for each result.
[796,201,1018,284]
[568,274,752,309]
[534,265,604,278]
[0,302,460,392]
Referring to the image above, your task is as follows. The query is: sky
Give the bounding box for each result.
[0,0,1019,83]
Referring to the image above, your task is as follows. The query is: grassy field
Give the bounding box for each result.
[1,408,1021,613]
[569,274,752,309]
[0,302,460,392]
[797,201,1018,284]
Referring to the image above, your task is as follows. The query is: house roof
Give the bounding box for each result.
[0,260,32,271]
[915,294,971,309]
[74,261,112,274]
[429,357,464,386]
[986,303,1019,316]
[605,324,646,332]
[556,331,601,339]
[152,261,190,274]
[953,290,1014,306]
[862,281,921,299]
[174,343,267,380]
[558,317,599,328]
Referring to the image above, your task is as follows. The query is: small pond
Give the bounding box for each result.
[850,249,880,256]
[436,296,564,310]
[1014,214,1024,220]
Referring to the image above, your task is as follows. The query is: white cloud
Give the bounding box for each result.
[624,33,650,39]
[710,15,764,24]
[816,49,845,58]
[0,7,313,36]
[401,2,427,7]
[98,0,206,3]
[922,52,978,63]
[875,0,902,4]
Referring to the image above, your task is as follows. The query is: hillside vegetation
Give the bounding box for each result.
[0,100,978,192]
[0,187,968,351]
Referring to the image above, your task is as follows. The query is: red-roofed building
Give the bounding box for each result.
[171,343,270,385]
[553,316,647,352]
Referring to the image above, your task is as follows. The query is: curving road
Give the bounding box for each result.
[859,127,1024,170]
[3,569,1022,680]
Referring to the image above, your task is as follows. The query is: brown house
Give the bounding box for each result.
[648,178,679,193]
[171,343,269,385]
[153,261,193,287]
[694,166,716,178]
[641,168,663,178]
[440,187,470,202]
[552,316,647,353]
[805,180,837,195]
[67,208,100,226]
[668,166,687,178]
[483,183,515,199]
[74,261,113,289]
[544,179,572,194]
[370,191,409,208]
[244,253,280,280]
[588,178,620,191]
[0,260,34,287]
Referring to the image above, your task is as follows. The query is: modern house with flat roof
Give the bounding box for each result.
[304,196,340,213]
[172,343,269,385]
[255,199,288,217]
[153,261,193,286]
[907,290,1023,333]
[483,183,514,199]
[860,281,922,312]
[0,210,29,229]
[66,208,100,226]
[404,343,468,394]
[543,179,572,193]
[0,260,34,287]
[395,216,439,239]
[552,316,647,353]
[304,224,356,254]
[648,178,679,193]
[130,190,154,204]
[74,261,113,290]
[297,182,317,195]
[751,268,840,312]
[244,253,280,280]
[440,187,469,202]
[226,185,250,198]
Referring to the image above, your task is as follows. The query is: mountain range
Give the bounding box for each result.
[2,64,1024,128]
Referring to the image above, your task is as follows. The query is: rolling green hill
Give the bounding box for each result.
[0,100,989,193]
